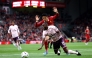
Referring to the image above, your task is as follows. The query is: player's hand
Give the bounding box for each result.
[38,47,42,50]
[35,15,40,22]
[53,7,58,13]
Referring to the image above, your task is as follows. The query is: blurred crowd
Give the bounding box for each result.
[72,10,92,40]
[0,10,64,42]
[1,8,92,42]
[0,11,44,41]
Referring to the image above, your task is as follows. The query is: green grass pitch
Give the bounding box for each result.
[0,42,92,58]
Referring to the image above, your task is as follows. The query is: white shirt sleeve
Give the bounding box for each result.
[54,26,59,32]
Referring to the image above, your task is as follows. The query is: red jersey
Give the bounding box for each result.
[35,13,59,27]
[85,29,90,39]
[85,29,90,35]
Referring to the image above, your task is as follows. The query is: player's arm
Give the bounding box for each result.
[50,7,59,20]
[35,20,44,27]
[35,15,44,27]
[17,26,20,36]
[8,26,12,38]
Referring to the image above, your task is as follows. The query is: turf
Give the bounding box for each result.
[0,42,92,58]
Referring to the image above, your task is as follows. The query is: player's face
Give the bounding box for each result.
[86,26,89,29]
[11,22,15,25]
[42,16,49,21]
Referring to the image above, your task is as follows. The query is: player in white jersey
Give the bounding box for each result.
[8,21,22,50]
[43,25,81,56]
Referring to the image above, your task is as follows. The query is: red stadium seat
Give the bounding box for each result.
[6,41,11,45]
[1,41,6,45]
[26,40,30,44]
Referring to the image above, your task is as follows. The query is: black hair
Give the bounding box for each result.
[43,21,48,30]
[44,26,48,30]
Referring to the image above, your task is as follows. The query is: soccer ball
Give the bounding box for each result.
[21,51,29,58]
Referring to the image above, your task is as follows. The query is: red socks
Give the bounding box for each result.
[44,40,48,51]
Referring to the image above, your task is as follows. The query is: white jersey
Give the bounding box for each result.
[42,25,62,41]
[8,25,20,38]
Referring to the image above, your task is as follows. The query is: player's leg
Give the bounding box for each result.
[14,37,22,50]
[53,42,58,54]
[50,41,53,49]
[48,41,50,48]
[11,38,16,47]
[61,42,81,55]
[38,39,44,50]
[61,44,81,56]
[85,39,90,45]
[60,38,69,55]
[68,50,81,56]
[13,37,17,47]
[43,40,48,55]
[53,40,60,55]
[42,31,49,55]
[17,39,22,50]
[85,35,90,45]
[60,38,81,56]
[8,33,16,46]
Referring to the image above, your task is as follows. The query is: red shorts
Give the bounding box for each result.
[86,39,90,42]
[85,34,90,39]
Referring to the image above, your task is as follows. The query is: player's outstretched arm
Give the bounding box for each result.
[35,15,44,27]
[35,15,40,22]
[50,7,59,20]
[53,7,59,14]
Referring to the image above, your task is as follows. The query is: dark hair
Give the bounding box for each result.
[11,20,15,23]
[43,22,48,30]
[44,26,48,30]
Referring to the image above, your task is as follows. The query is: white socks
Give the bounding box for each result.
[58,50,60,53]
[68,50,78,54]
[18,46,22,50]
[12,41,16,47]
[85,43,88,45]
[12,41,22,50]
[16,42,22,50]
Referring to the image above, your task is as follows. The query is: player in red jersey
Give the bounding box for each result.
[35,7,59,55]
[85,26,90,45]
